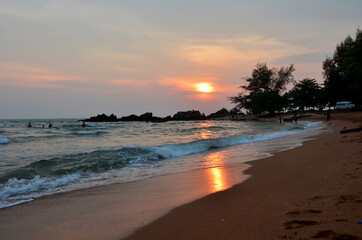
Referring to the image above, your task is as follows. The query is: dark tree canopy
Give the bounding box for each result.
[323,28,362,106]
[229,63,294,114]
[286,78,321,111]
[229,29,361,115]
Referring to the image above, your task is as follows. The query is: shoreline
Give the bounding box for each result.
[125,113,362,239]
[0,113,360,239]
[0,156,252,240]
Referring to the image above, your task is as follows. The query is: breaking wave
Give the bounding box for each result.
[0,120,322,208]
[0,137,9,144]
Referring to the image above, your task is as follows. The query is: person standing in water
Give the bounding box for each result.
[293,114,298,123]
[27,122,32,128]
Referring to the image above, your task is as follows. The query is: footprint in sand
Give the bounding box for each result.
[284,220,319,229]
[286,209,322,215]
[311,230,359,240]
[337,195,359,204]
[310,195,328,201]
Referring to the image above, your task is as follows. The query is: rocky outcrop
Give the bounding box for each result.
[207,108,230,119]
[119,112,170,122]
[84,109,214,122]
[83,113,118,122]
[172,110,206,121]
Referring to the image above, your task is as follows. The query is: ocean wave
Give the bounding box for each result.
[75,130,107,135]
[11,134,62,143]
[0,120,322,209]
[1,122,320,184]
[0,173,81,199]
[0,198,34,209]
[0,137,9,144]
[85,124,107,129]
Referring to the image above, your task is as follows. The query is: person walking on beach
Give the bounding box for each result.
[326,111,331,121]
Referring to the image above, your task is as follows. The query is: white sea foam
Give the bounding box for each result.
[76,130,106,135]
[135,123,319,160]
[0,173,81,199]
[0,198,34,209]
[0,137,9,144]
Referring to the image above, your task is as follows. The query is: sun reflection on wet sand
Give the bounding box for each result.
[210,167,224,191]
[205,151,227,192]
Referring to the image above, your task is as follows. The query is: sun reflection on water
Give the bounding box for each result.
[198,121,214,139]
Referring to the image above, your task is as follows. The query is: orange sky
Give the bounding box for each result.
[0,1,361,118]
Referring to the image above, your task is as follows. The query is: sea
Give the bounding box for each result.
[0,118,323,209]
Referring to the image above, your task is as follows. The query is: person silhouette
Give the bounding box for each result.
[293,114,298,123]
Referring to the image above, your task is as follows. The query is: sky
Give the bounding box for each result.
[0,0,361,119]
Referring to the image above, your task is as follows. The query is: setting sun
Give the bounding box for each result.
[196,82,213,93]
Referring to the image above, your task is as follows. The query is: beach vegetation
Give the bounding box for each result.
[229,63,295,115]
[286,78,322,111]
[323,28,362,106]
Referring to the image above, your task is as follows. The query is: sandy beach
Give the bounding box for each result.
[0,112,361,240]
[126,112,362,240]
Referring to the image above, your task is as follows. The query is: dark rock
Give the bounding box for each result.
[120,114,139,121]
[172,110,206,121]
[207,108,230,119]
[140,112,153,119]
[119,112,170,122]
[83,113,118,122]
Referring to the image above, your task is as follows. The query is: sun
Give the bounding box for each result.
[196,82,213,93]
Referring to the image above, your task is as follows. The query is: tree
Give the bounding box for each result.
[251,90,288,114]
[229,106,241,119]
[286,78,321,111]
[229,63,295,114]
[323,28,362,106]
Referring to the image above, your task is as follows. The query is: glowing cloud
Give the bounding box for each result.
[159,77,217,92]
[0,63,85,88]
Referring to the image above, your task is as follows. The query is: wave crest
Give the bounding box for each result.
[0,137,9,144]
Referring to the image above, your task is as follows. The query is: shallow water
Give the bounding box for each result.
[0,119,323,208]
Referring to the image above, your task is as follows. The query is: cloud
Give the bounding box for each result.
[272,51,328,65]
[177,36,313,67]
[107,78,149,88]
[159,76,237,95]
[0,63,85,88]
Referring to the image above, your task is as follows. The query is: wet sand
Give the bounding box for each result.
[0,112,361,240]
[125,112,362,240]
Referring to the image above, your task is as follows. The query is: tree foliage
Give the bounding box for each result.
[286,78,321,111]
[323,28,362,105]
[229,63,294,114]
